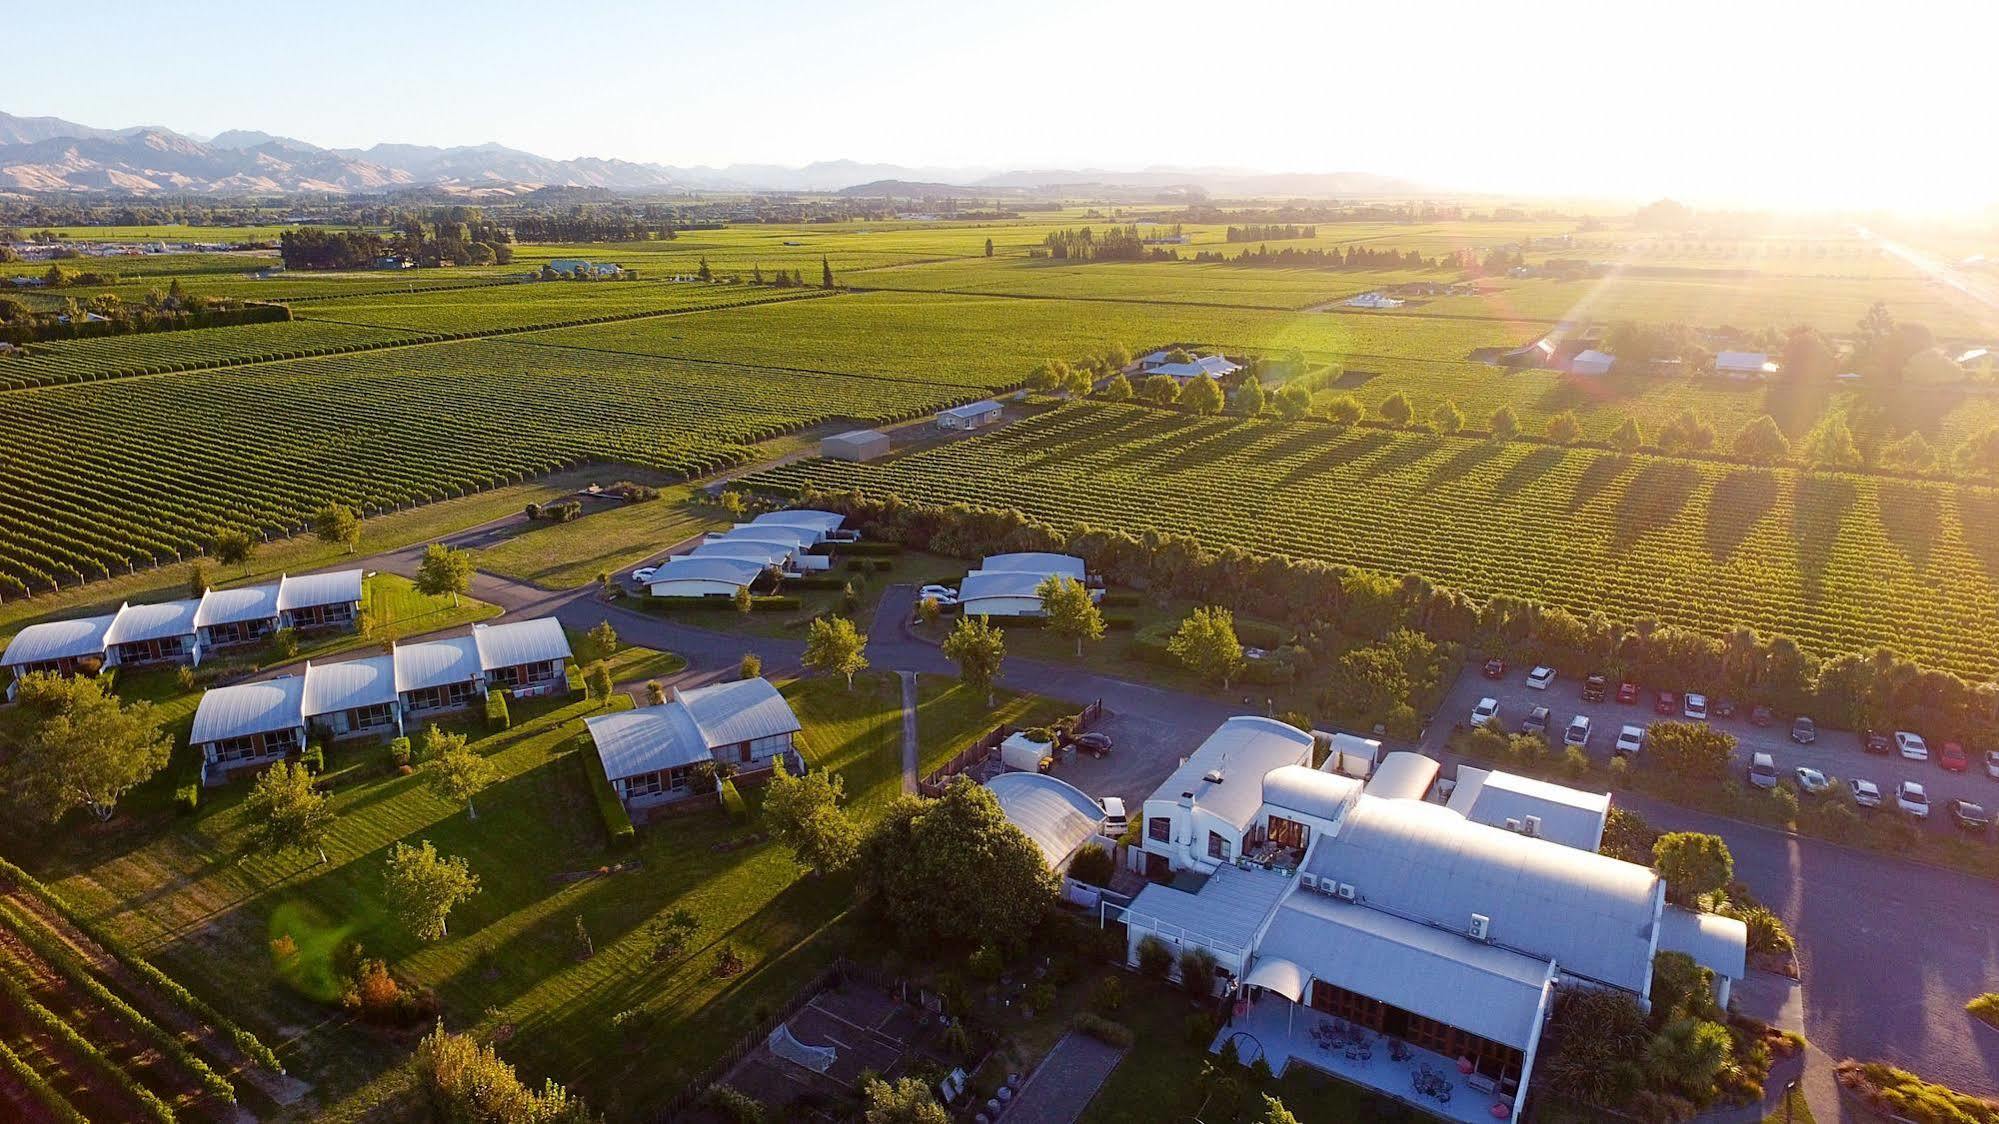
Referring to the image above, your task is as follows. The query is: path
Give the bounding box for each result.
[1001,1032,1126,1124]
[897,671,919,794]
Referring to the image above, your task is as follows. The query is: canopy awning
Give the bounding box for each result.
[1244,955,1310,1004]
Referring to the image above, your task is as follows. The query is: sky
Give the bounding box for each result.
[10,0,1997,212]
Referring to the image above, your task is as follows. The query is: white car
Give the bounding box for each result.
[1470,697,1500,727]
[1526,666,1556,690]
[631,566,657,583]
[1564,714,1592,747]
[1894,731,1929,761]
[1793,766,1831,795]
[1683,693,1709,720]
[1848,778,1882,809]
[917,584,959,603]
[1614,724,1645,755]
[1896,780,1930,818]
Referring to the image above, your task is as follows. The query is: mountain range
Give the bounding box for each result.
[0,110,1418,198]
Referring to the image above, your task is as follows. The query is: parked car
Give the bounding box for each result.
[1617,681,1639,704]
[1750,705,1774,728]
[1939,742,1969,773]
[1564,715,1593,747]
[1987,750,1999,780]
[1470,697,1500,727]
[1073,732,1113,757]
[1748,752,1778,789]
[1790,716,1818,744]
[1862,729,1891,755]
[1615,724,1645,755]
[1848,778,1882,808]
[1683,693,1709,720]
[631,566,657,583]
[1947,799,1991,831]
[1896,780,1930,818]
[1098,797,1127,835]
[1582,674,1607,703]
[1521,706,1551,736]
[918,584,959,604]
[1895,731,1929,761]
[1481,657,1506,680]
[1527,666,1556,690]
[1793,766,1832,795]
[1714,698,1737,720]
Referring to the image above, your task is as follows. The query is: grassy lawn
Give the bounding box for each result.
[1762,1085,1816,1124]
[344,572,498,647]
[782,671,907,814]
[913,677,1074,778]
[472,485,725,590]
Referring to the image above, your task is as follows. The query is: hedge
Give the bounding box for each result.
[784,575,848,590]
[1069,1012,1135,1047]
[485,689,511,731]
[719,779,748,822]
[0,959,177,1124]
[831,541,902,556]
[0,1035,89,1124]
[1098,590,1142,607]
[580,747,637,848]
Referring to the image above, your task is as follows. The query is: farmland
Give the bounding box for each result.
[293,278,819,335]
[744,400,1999,680]
[0,318,431,389]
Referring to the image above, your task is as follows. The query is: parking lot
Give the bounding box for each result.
[1437,662,1999,836]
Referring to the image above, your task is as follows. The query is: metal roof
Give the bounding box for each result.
[301,654,398,716]
[1305,795,1662,992]
[1260,764,1362,823]
[2,612,118,667]
[688,540,792,565]
[647,556,765,590]
[194,582,280,628]
[275,569,364,611]
[1364,751,1441,801]
[751,509,845,533]
[1126,863,1293,957]
[678,677,801,746]
[987,772,1105,867]
[1147,716,1315,831]
[1447,766,1611,852]
[585,704,710,779]
[937,400,1003,420]
[1260,891,1554,1049]
[102,599,201,646]
[1715,350,1771,372]
[718,525,818,548]
[959,570,1054,604]
[189,676,306,744]
[393,635,483,694]
[1658,906,1748,981]
[978,553,1086,578]
[472,618,572,671]
[1242,955,1311,1003]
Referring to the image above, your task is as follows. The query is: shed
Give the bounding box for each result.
[936,400,1004,431]
[1569,349,1614,376]
[1715,351,1774,379]
[820,429,890,461]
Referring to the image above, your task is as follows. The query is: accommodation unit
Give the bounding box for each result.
[979,552,1088,581]
[1,612,117,697]
[749,508,853,541]
[190,675,308,784]
[687,540,794,569]
[1141,355,1244,383]
[101,599,203,667]
[585,677,803,811]
[706,527,830,572]
[987,771,1106,870]
[1715,350,1774,379]
[471,618,573,697]
[300,654,401,739]
[821,429,891,461]
[276,570,364,630]
[393,635,486,716]
[1569,348,1614,376]
[194,583,280,649]
[936,400,1004,430]
[958,570,1059,618]
[647,556,766,599]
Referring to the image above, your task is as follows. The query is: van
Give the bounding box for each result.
[1748,752,1778,789]
[1000,732,1055,773]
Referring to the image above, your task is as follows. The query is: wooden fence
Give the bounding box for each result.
[916,699,1105,798]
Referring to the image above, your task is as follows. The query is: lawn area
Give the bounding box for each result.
[913,678,1074,778]
[472,485,726,590]
[347,571,499,645]
[781,671,906,814]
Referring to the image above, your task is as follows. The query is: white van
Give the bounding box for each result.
[1099,797,1128,836]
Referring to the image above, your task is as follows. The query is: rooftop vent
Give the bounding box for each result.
[1504,817,1523,832]
[1203,769,1225,784]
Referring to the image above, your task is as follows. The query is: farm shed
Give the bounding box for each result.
[1568,349,1614,376]
[820,429,891,461]
[936,400,1004,431]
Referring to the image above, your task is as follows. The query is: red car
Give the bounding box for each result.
[1617,681,1638,704]
[1940,742,1969,773]
[1481,657,1506,680]
[1654,691,1678,716]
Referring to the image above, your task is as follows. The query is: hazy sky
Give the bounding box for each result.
[12,0,1995,210]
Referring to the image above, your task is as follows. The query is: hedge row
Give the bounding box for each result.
[580,746,636,848]
[0,955,178,1124]
[0,1035,89,1123]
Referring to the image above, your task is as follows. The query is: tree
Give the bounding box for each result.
[8,675,172,823]
[1653,831,1733,905]
[762,759,859,875]
[1730,415,1791,463]
[1880,430,1937,472]
[1659,408,1715,453]
[414,1022,592,1123]
[1140,374,1180,406]
[1180,375,1225,416]
[1646,721,1735,786]
[803,616,869,688]
[1037,575,1105,657]
[861,1075,948,1124]
[739,651,762,680]
[419,725,497,821]
[1799,415,1860,469]
[384,840,480,941]
[696,256,712,282]
[1780,325,1838,382]
[1099,372,1134,401]
[313,503,361,553]
[983,238,994,258]
[213,527,255,565]
[1026,359,1067,392]
[585,661,614,704]
[1958,425,1999,476]
[856,779,1058,949]
[1430,398,1464,434]
[733,585,753,615]
[1544,410,1582,444]
[1230,376,1266,416]
[1273,383,1310,420]
[645,680,668,706]
[240,761,338,864]
[415,543,473,607]
[1488,404,1520,440]
[1168,606,1246,689]
[186,557,212,599]
[1609,416,1645,453]
[1259,1096,1303,1124]
[942,615,1006,705]
[584,619,619,662]
[1320,394,1364,425]
[1377,392,1414,426]
[1644,1016,1733,1097]
[821,256,835,288]
[1537,986,1649,1106]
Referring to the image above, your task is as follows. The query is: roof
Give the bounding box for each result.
[1260,764,1363,823]
[1145,359,1241,380]
[978,553,1086,579]
[1126,863,1293,956]
[472,618,572,671]
[959,570,1055,604]
[718,525,817,549]
[688,541,792,565]
[300,654,398,716]
[1260,891,1554,1049]
[102,599,201,645]
[393,635,483,694]
[194,582,280,628]
[824,429,888,446]
[1305,795,1662,991]
[1447,767,1612,852]
[677,677,802,746]
[1571,348,1614,368]
[1242,955,1311,1003]
[1658,906,1749,981]
[647,556,765,590]
[276,569,364,611]
[1715,350,1771,372]
[987,772,1105,867]
[2,612,119,667]
[189,676,306,744]
[1149,716,1316,830]
[938,400,1003,420]
[751,509,845,533]
[1364,751,1441,801]
[585,704,710,779]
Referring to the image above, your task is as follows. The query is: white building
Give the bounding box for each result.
[300,653,401,741]
[1569,349,1614,377]
[276,570,364,630]
[194,583,281,650]
[1715,351,1775,380]
[987,771,1107,870]
[647,556,768,599]
[821,429,891,461]
[1137,353,1243,383]
[101,599,204,668]
[585,677,803,811]
[749,509,850,543]
[1,611,119,697]
[936,400,1004,430]
[190,676,308,783]
[1343,292,1405,309]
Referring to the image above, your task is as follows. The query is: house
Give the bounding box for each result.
[688,539,795,570]
[1111,717,1750,1120]
[585,677,804,811]
[708,526,832,571]
[936,400,1004,431]
[647,556,767,599]
[276,570,364,630]
[101,599,204,667]
[194,582,280,649]
[820,429,891,461]
[748,509,852,543]
[1137,353,1244,383]
[1,612,117,698]
[471,619,572,697]
[1715,351,1775,380]
[300,654,402,740]
[1569,349,1614,377]
[393,635,486,717]
[959,553,1098,617]
[545,258,595,276]
[190,675,308,784]
[987,771,1107,870]
[1342,292,1404,309]
[977,552,1087,581]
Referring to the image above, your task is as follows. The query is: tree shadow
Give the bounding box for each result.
[1876,480,1941,574]
[1494,446,1565,497]
[1790,475,1855,606]
[1278,429,1391,485]
[1957,489,1999,589]
[1610,460,1700,550]
[1705,468,1779,562]
[1355,432,1443,479]
[1758,379,1835,438]
[1567,454,1631,513]
[1423,440,1504,490]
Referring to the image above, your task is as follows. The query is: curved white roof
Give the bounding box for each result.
[689,540,791,565]
[102,599,201,646]
[751,509,845,533]
[393,635,483,694]
[647,556,764,589]
[472,618,571,670]
[190,676,305,744]
[978,553,1085,579]
[718,524,817,549]
[677,678,801,746]
[586,704,708,779]
[301,654,398,715]
[276,569,363,611]
[1364,751,1441,801]
[194,583,280,628]
[1149,716,1315,830]
[1659,906,1748,982]
[2,612,118,667]
[959,570,1053,603]
[987,771,1104,867]
[1261,764,1362,823]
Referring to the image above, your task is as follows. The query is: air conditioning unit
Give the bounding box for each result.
[1300,872,1319,889]
[1504,817,1523,832]
[1469,913,1491,942]
[1524,815,1542,837]
[1336,882,1357,901]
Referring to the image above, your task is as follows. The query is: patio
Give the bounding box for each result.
[1213,995,1518,1123]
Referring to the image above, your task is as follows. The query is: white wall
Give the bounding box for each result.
[648,579,747,599]
[959,596,1044,618]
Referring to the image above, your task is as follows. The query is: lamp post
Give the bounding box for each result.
[1785,1078,1797,1124]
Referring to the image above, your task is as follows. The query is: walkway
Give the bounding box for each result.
[1002,1032,1126,1124]
[897,671,919,795]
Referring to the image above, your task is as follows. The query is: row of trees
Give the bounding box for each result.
[0,282,287,347]
[1606,308,1960,386]
[1223,224,1317,242]
[1040,225,1159,262]
[1191,243,1441,271]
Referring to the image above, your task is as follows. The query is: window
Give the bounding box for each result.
[625,771,664,797]
[1267,815,1310,849]
[1207,831,1229,861]
[738,742,752,763]
[1148,817,1171,843]
[352,703,395,730]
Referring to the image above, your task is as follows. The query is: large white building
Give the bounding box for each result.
[958,553,1098,618]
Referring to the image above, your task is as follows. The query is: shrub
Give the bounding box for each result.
[1725,903,1794,955]
[1070,1012,1134,1047]
[581,750,636,848]
[174,783,200,814]
[484,689,511,731]
[1067,845,1116,887]
[719,779,748,821]
[967,944,1003,982]
[700,1085,766,1124]
[688,760,720,795]
[1136,935,1173,979]
[1090,975,1124,1014]
[738,652,762,680]
[1179,946,1219,997]
[1837,1060,1999,1124]
[1186,1012,1219,1045]
[300,743,325,774]
[1027,982,1056,1012]
[389,736,413,768]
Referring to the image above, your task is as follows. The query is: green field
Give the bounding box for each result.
[472,486,725,590]
[745,400,1999,679]
[0,318,432,389]
[295,278,818,335]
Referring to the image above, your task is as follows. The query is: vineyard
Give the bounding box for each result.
[0,337,989,596]
[744,401,1999,679]
[293,278,820,334]
[0,319,432,390]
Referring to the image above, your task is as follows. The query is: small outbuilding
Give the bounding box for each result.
[987,771,1107,870]
[936,400,1004,431]
[1715,351,1774,380]
[820,429,890,461]
[1569,349,1614,377]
